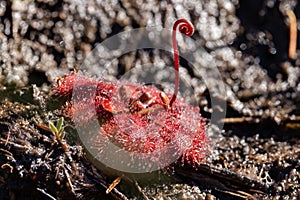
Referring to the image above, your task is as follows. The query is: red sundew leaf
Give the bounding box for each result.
[55,72,209,168]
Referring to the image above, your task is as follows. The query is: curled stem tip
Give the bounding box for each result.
[170,18,195,106]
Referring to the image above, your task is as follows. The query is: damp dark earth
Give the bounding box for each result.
[0,0,300,200]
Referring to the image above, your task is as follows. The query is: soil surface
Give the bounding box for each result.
[0,0,299,199]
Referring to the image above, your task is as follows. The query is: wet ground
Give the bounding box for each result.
[0,0,299,199]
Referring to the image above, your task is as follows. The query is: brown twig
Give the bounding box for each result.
[215,188,255,199]
[134,180,150,200]
[36,188,57,200]
[176,163,269,193]
[1,163,14,173]
[106,174,124,194]
[87,166,129,200]
[0,148,13,157]
[289,115,300,121]
[220,115,300,124]
[220,117,260,124]
[63,165,76,195]
[286,10,297,59]
[0,137,29,151]
[4,131,10,146]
